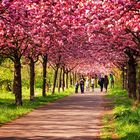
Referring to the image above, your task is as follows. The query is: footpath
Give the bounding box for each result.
[0,89,110,140]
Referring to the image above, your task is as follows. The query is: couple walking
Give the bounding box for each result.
[98,75,109,92]
[75,76,95,93]
[75,77,85,94]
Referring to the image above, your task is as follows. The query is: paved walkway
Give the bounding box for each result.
[0,89,110,140]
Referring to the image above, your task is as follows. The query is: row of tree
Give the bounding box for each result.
[0,0,140,105]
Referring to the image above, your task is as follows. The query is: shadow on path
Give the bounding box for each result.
[0,89,111,140]
[0,136,101,140]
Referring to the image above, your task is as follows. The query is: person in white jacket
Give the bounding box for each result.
[85,78,90,91]
[91,77,95,92]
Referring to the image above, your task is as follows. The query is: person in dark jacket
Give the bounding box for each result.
[98,75,104,92]
[75,81,79,93]
[104,75,109,92]
[80,78,85,93]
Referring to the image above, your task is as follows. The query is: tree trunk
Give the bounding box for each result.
[42,55,48,97]
[62,67,65,91]
[14,58,22,106]
[128,59,137,99]
[70,72,73,87]
[138,81,140,101]
[52,66,59,94]
[74,72,77,84]
[13,70,16,94]
[137,65,140,101]
[58,68,62,93]
[66,72,68,89]
[124,67,128,90]
[122,67,128,90]
[30,59,35,101]
[72,72,75,86]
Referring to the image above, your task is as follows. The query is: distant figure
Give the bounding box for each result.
[110,73,114,88]
[91,77,95,92]
[98,75,104,92]
[104,75,109,92]
[80,78,85,93]
[75,81,79,93]
[94,74,98,88]
[85,78,90,91]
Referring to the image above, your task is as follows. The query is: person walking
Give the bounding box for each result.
[85,78,90,91]
[94,74,98,88]
[75,81,79,93]
[91,77,95,92]
[98,75,104,92]
[104,75,109,92]
[80,77,85,94]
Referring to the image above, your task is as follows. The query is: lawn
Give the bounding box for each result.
[101,87,140,140]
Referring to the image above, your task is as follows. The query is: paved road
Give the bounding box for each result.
[0,89,109,140]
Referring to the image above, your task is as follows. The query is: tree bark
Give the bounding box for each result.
[14,58,22,106]
[42,55,48,97]
[62,67,65,91]
[30,59,35,101]
[74,72,77,84]
[128,58,137,99]
[124,67,128,90]
[13,70,16,94]
[58,67,62,93]
[72,72,75,86]
[70,72,73,87]
[138,81,140,101]
[122,67,128,90]
[66,72,68,89]
[52,66,59,94]
[137,65,140,101]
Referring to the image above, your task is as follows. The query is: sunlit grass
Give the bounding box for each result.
[102,86,140,140]
[101,114,112,140]
[0,87,74,125]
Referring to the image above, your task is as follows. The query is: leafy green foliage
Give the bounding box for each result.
[0,59,13,90]
[0,60,55,90]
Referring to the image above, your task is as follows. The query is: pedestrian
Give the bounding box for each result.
[94,74,98,88]
[80,77,85,93]
[91,77,95,92]
[104,75,109,92]
[75,81,79,93]
[98,75,104,92]
[85,78,90,91]
[110,73,114,88]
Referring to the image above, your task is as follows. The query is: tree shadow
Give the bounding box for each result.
[0,135,119,140]
[0,93,117,140]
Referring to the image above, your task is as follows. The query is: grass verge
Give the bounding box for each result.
[0,87,74,126]
[101,87,140,140]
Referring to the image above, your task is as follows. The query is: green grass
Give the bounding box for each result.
[101,114,112,140]
[101,87,140,140]
[0,87,74,125]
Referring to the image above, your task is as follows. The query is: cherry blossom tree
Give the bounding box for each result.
[24,43,39,101]
[0,0,140,103]
[0,0,34,105]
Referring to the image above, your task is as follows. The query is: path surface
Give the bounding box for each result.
[0,89,110,140]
